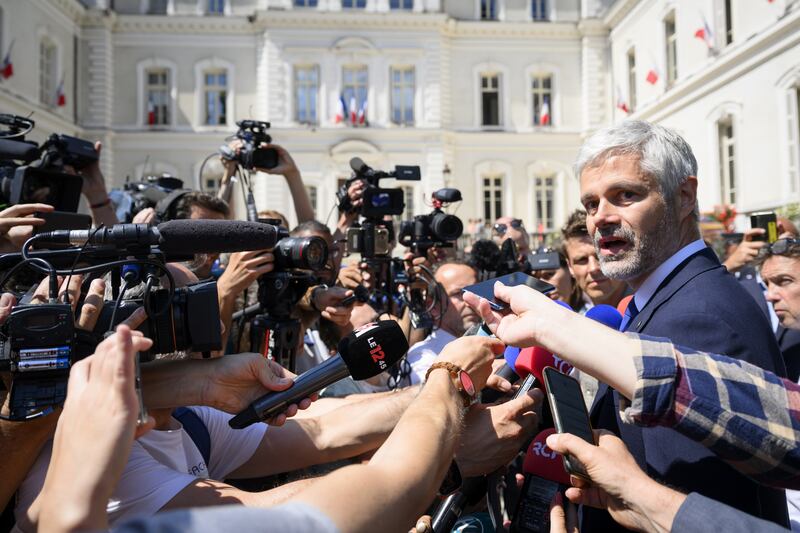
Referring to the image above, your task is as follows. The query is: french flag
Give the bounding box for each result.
[147,98,156,125]
[539,98,550,125]
[1,40,13,79]
[357,97,367,125]
[55,76,66,107]
[694,16,715,49]
[349,96,357,125]
[645,64,659,85]
[616,86,630,113]
[334,95,346,124]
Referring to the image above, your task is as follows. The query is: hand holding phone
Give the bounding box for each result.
[543,366,595,480]
[462,272,554,311]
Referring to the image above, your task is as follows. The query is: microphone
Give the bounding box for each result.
[585,304,623,330]
[510,428,570,533]
[481,346,521,404]
[33,220,279,255]
[229,320,408,429]
[515,346,573,387]
[350,156,368,174]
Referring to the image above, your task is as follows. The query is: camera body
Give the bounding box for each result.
[220,120,279,171]
[93,280,222,357]
[109,174,188,223]
[0,116,91,211]
[398,188,463,256]
[0,303,76,419]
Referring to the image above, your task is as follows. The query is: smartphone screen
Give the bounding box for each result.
[462,272,555,311]
[543,367,594,479]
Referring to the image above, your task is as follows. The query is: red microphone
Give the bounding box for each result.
[516,347,574,385]
[511,428,570,533]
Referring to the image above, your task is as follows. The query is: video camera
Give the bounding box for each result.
[398,188,463,256]
[219,120,279,171]
[339,157,421,259]
[0,114,95,212]
[109,174,188,223]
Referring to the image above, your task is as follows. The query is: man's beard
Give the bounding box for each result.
[592,208,679,281]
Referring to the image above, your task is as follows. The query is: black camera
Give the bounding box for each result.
[0,302,76,419]
[109,174,189,223]
[0,115,89,212]
[93,280,222,357]
[337,157,421,217]
[398,188,463,256]
[220,120,279,171]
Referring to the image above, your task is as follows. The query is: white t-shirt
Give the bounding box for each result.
[14,406,267,531]
[406,329,457,385]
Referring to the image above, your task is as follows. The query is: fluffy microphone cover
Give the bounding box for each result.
[156,219,278,254]
[338,320,408,380]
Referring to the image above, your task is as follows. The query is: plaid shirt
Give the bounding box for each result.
[618,333,800,490]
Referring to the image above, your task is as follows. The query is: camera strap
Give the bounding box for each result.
[172,407,211,467]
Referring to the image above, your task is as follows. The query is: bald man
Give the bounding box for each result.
[405,261,480,384]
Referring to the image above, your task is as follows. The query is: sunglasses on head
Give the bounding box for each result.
[494,219,524,236]
[769,238,800,255]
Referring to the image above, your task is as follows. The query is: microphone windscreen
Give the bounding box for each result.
[0,139,39,162]
[516,346,573,383]
[156,220,278,255]
[554,300,572,310]
[338,320,409,380]
[617,294,634,316]
[350,157,367,173]
[522,428,570,485]
[586,304,623,330]
[504,346,521,373]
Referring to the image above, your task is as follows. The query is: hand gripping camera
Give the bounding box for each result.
[219,120,279,171]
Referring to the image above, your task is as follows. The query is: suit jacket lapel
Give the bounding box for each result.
[626,248,723,334]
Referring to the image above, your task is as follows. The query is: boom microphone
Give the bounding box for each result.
[229,320,408,429]
[33,220,279,255]
[511,428,570,533]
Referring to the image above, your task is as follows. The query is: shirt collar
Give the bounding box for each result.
[633,239,707,312]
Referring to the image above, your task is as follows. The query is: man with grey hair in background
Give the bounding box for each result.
[576,120,789,531]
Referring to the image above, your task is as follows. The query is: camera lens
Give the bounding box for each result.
[274,236,329,271]
[430,212,463,242]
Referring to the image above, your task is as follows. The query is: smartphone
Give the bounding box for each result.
[751,212,778,243]
[33,211,92,234]
[543,366,595,480]
[462,272,555,311]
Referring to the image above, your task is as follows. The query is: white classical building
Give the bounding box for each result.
[2,0,799,233]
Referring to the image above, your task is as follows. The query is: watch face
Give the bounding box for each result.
[459,371,476,397]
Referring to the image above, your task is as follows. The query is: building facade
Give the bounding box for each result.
[2,0,798,234]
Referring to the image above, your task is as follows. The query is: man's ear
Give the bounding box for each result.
[678,176,698,219]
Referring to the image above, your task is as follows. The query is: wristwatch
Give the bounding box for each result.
[425,362,476,408]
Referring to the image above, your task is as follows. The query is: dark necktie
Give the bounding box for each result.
[620,298,640,332]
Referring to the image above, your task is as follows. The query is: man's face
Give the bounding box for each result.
[580,154,679,284]
[493,217,530,256]
[564,236,627,305]
[436,264,479,337]
[762,255,800,330]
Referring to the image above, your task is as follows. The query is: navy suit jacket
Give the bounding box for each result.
[583,248,789,532]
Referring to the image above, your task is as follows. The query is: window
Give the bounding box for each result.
[203,70,227,125]
[306,185,318,213]
[391,67,415,126]
[481,74,500,127]
[342,0,366,8]
[531,74,553,126]
[342,66,368,125]
[294,0,318,6]
[390,0,413,8]
[207,0,224,14]
[295,66,319,124]
[481,0,497,20]
[665,12,677,87]
[532,0,548,21]
[145,69,170,126]
[533,175,555,231]
[146,0,168,14]
[718,118,736,204]
[627,47,637,112]
[39,39,57,106]
[724,0,733,45]
[789,86,800,194]
[482,175,503,220]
